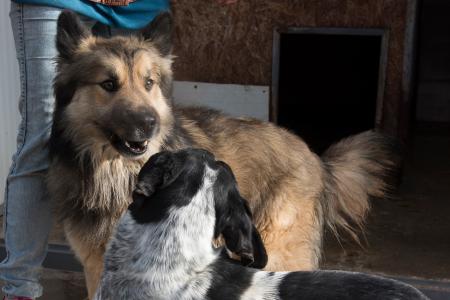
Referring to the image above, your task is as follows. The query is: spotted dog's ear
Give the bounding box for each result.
[130,151,183,210]
[241,201,268,269]
[214,162,268,269]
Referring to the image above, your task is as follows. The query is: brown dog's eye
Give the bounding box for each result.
[145,78,154,91]
[100,80,118,92]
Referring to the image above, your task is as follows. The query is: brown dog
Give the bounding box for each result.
[48,11,398,299]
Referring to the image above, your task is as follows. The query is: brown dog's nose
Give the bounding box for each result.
[132,111,158,140]
[142,114,156,129]
[110,103,159,141]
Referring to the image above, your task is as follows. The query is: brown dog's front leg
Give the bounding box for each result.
[65,228,106,300]
[84,252,104,300]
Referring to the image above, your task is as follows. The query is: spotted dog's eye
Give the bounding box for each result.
[100,80,118,92]
[145,78,154,91]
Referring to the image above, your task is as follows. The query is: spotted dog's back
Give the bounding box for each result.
[206,264,427,300]
[95,149,427,300]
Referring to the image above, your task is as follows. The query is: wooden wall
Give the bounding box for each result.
[171,0,417,139]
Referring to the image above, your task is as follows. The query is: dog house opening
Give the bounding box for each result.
[272,28,388,154]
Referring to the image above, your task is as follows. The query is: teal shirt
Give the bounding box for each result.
[12,0,170,29]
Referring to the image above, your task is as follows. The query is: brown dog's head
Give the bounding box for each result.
[52,11,174,160]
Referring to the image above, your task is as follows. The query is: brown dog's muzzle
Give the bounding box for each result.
[104,104,160,157]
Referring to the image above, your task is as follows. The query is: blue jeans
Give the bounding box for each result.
[0,3,133,298]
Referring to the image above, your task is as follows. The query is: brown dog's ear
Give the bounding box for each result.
[56,10,89,60]
[140,12,173,56]
[213,162,268,269]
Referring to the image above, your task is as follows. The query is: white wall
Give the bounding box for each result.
[0,1,21,206]
[173,81,269,121]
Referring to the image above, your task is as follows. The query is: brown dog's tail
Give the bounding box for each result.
[321,130,400,240]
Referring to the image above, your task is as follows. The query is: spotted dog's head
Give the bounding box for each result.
[129,148,268,269]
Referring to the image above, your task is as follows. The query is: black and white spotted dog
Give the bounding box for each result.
[94,148,428,300]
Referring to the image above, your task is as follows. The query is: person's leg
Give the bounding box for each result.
[0,3,63,299]
[0,4,138,297]
[0,4,106,298]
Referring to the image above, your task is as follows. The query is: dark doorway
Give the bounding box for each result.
[273,28,387,154]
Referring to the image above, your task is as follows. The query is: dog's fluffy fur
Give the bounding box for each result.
[94,149,425,300]
[49,11,399,298]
